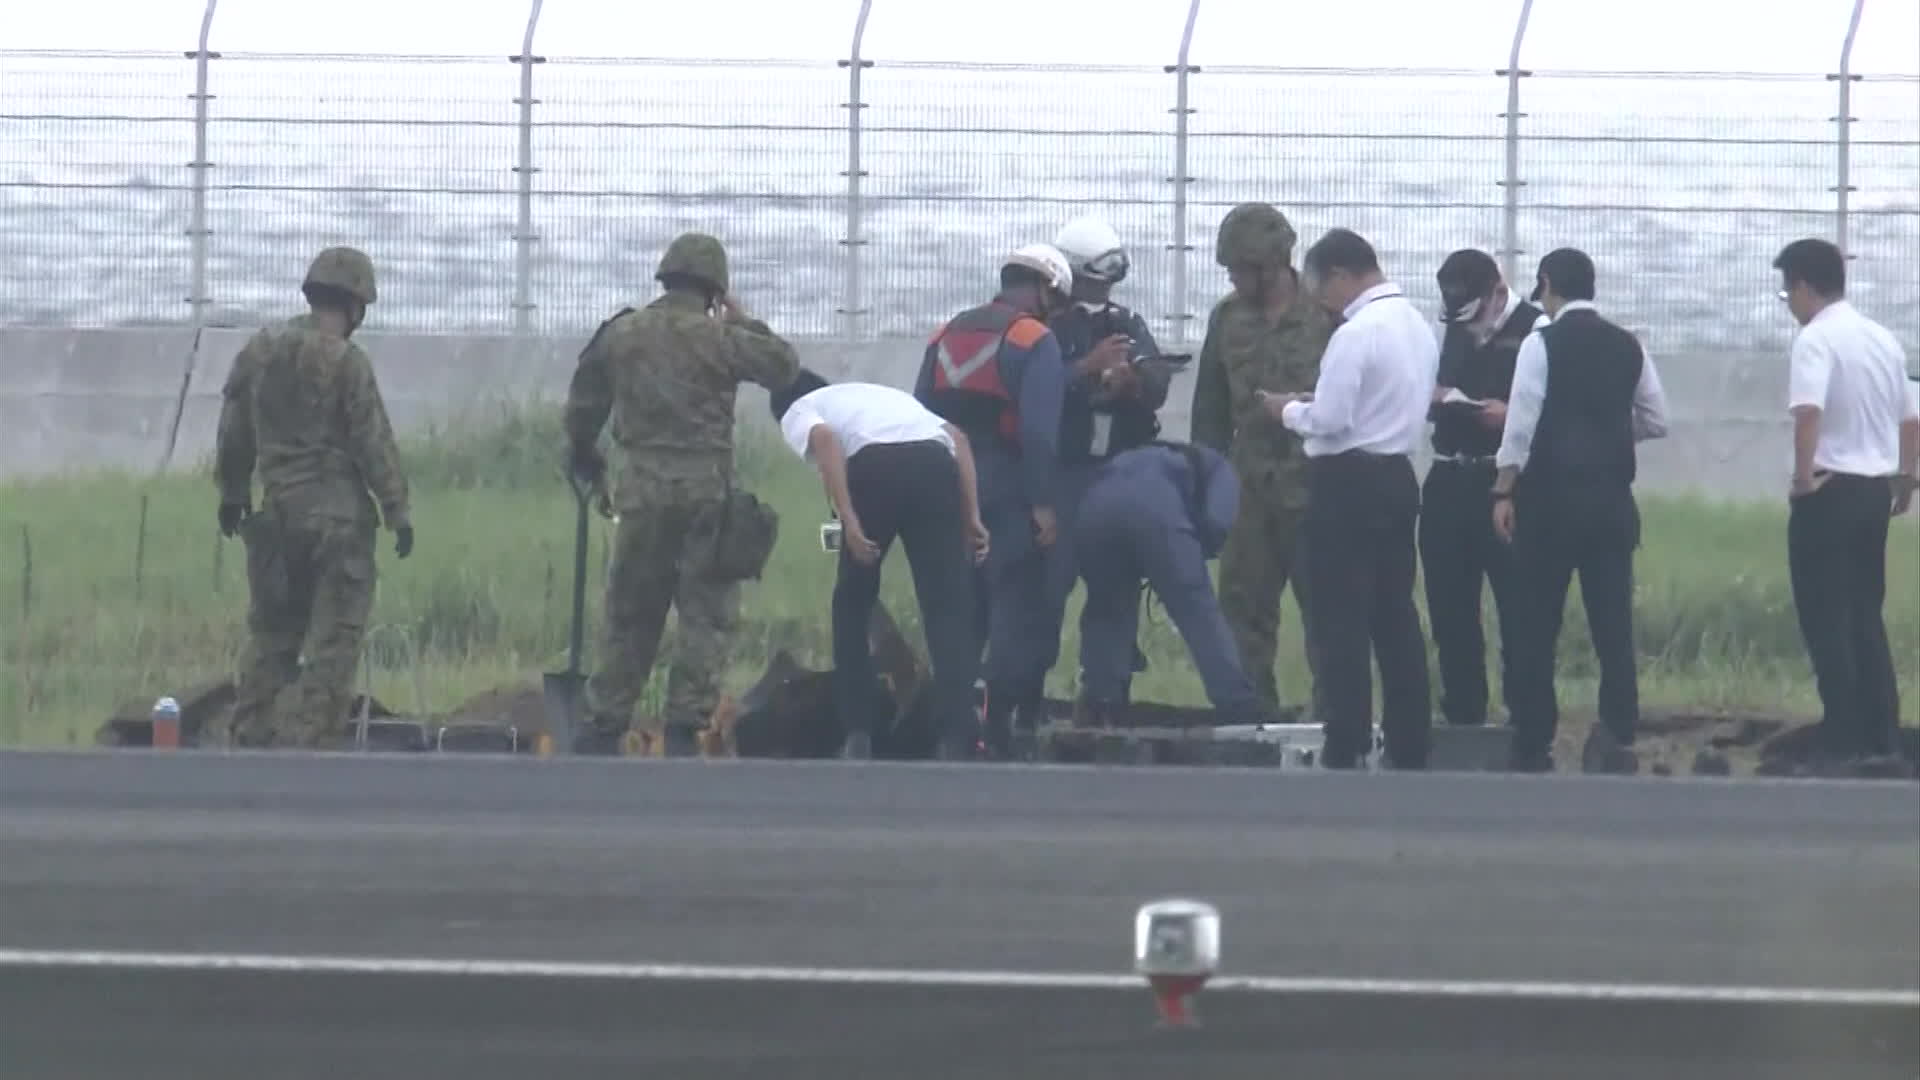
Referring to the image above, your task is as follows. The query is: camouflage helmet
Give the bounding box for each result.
[302,246,377,305]
[655,232,730,295]
[1215,203,1298,270]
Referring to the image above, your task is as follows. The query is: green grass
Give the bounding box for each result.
[1,400,1915,747]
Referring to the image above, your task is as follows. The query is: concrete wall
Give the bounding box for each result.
[2,327,1804,501]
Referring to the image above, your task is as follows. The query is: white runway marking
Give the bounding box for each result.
[0,948,1914,1008]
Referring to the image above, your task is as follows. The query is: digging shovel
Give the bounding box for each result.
[542,477,594,754]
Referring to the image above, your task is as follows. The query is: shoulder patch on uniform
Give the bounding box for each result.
[1005,316,1050,349]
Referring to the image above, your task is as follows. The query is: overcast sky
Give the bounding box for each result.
[8,0,1919,74]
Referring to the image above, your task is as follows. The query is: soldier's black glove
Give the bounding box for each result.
[568,443,607,500]
[218,501,250,538]
[394,525,415,560]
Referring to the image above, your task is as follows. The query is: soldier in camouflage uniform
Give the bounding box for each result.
[1189,204,1334,712]
[564,232,799,757]
[215,246,414,748]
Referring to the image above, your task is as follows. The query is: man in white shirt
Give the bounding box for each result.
[770,369,991,762]
[1773,237,1920,773]
[1259,227,1437,770]
[1489,247,1669,775]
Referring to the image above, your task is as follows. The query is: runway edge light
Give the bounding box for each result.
[1133,898,1220,1028]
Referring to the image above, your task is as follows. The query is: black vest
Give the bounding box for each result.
[1432,300,1542,458]
[1527,308,1643,488]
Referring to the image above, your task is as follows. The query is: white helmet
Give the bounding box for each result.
[1053,216,1130,284]
[1002,242,1074,297]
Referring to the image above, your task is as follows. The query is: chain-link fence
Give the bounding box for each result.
[3,6,1914,355]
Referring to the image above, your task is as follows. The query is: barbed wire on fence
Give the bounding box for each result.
[0,2,1915,361]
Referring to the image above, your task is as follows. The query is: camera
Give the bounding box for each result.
[819,517,843,554]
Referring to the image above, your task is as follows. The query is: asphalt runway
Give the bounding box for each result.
[1,749,1916,1077]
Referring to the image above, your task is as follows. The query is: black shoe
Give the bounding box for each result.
[841,731,873,761]
[1581,726,1639,776]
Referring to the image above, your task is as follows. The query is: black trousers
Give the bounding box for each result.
[831,441,980,746]
[1788,473,1900,759]
[1507,482,1640,757]
[1418,458,1520,727]
[1302,451,1432,768]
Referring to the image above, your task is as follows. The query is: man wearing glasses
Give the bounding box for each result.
[1260,227,1438,771]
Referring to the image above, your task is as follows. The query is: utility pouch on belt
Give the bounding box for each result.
[692,488,781,584]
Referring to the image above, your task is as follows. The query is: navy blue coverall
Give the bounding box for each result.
[1073,443,1264,721]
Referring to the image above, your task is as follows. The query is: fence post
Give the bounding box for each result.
[185,0,220,328]
[1496,0,1534,288]
[1828,0,1866,258]
[837,0,875,340]
[1165,0,1201,346]
[511,0,547,335]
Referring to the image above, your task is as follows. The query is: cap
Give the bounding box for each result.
[1436,249,1500,323]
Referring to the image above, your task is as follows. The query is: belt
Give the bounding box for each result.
[1434,452,1497,466]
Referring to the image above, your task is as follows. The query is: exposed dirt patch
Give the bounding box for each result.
[97,666,1914,779]
[443,685,547,732]
[97,678,237,748]
[97,678,398,748]
[1553,706,1917,779]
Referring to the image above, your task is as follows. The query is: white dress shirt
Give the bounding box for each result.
[1785,299,1919,477]
[780,382,955,462]
[1280,282,1439,457]
[1494,300,1670,471]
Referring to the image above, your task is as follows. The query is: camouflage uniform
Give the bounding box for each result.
[215,247,411,748]
[1189,205,1334,710]
[564,233,799,752]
